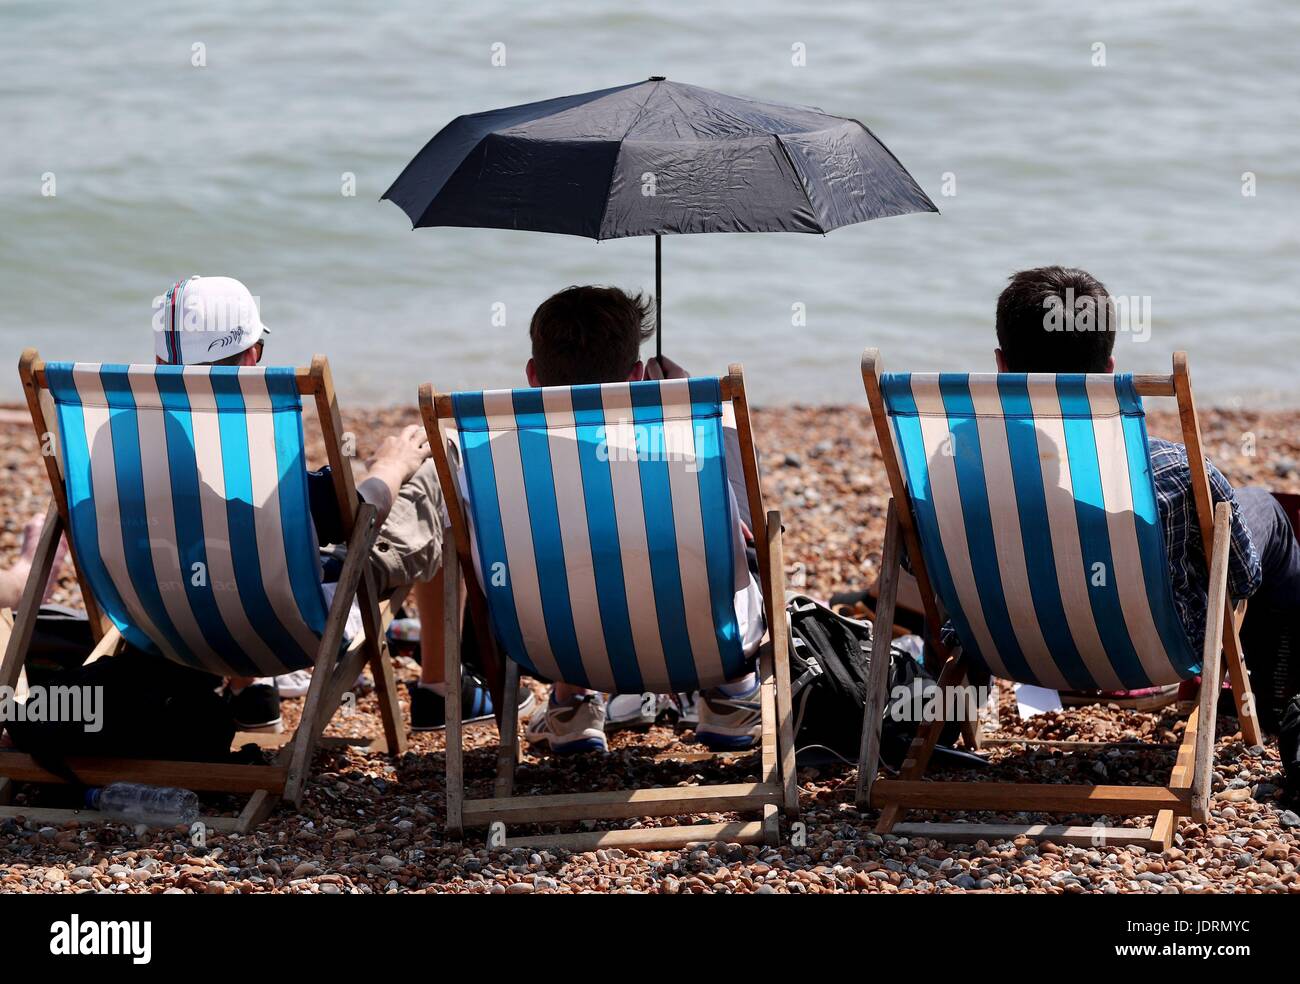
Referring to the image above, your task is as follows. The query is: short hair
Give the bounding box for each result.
[529,286,653,386]
[995,266,1116,373]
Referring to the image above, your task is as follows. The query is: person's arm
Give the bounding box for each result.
[356,424,431,525]
[1204,458,1262,601]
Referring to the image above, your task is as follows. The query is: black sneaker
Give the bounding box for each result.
[407,673,535,731]
[228,683,283,733]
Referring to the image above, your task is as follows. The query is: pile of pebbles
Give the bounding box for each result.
[2,402,1298,893]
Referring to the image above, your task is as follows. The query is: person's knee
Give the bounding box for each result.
[404,459,443,502]
[369,460,446,593]
[1236,486,1290,543]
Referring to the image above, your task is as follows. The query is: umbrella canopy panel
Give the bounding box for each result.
[383,78,937,240]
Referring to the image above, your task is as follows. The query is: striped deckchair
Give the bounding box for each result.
[420,366,798,850]
[0,350,406,833]
[856,350,1259,850]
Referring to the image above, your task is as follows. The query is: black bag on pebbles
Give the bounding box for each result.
[784,595,973,769]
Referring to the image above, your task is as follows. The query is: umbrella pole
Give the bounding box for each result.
[655,234,662,361]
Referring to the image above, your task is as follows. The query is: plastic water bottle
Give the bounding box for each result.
[387,617,421,643]
[387,617,422,660]
[892,634,926,664]
[85,783,200,827]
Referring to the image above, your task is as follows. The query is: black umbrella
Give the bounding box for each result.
[383,77,937,357]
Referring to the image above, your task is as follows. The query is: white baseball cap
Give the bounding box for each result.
[154,275,270,365]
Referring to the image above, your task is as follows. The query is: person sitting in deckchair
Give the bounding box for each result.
[151,275,485,731]
[490,285,767,754]
[992,267,1300,684]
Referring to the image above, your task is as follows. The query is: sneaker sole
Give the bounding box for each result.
[524,728,608,754]
[696,730,758,751]
[410,709,495,732]
[548,736,608,755]
[234,718,284,734]
[606,715,657,732]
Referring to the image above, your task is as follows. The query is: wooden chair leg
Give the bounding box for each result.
[1222,601,1261,747]
[0,502,62,693]
[1191,502,1232,821]
[876,650,968,833]
[234,746,293,833]
[285,504,378,805]
[83,625,125,666]
[1152,706,1198,851]
[0,505,62,810]
[494,659,521,798]
[442,548,464,839]
[758,640,779,786]
[959,703,983,751]
[357,570,406,757]
[858,500,901,809]
[0,609,13,686]
[765,510,799,817]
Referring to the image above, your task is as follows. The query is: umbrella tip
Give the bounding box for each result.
[648,75,666,81]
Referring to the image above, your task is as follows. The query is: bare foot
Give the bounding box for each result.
[18,512,69,603]
[19,514,44,565]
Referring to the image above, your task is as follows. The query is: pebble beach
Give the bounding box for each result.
[3,400,1300,895]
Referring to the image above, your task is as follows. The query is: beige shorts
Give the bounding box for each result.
[366,459,445,595]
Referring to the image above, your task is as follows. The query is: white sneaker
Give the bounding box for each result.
[606,692,658,730]
[696,678,761,751]
[661,692,700,729]
[524,692,608,754]
[275,669,314,699]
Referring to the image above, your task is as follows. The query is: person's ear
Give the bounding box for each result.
[526,358,541,387]
[1105,356,1116,372]
[994,348,1009,372]
[628,360,645,382]
[238,345,261,367]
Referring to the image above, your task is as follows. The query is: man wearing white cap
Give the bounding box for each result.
[154,275,271,366]
[151,276,500,732]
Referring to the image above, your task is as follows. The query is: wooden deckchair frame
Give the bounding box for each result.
[0,349,407,833]
[855,349,1261,850]
[419,364,799,849]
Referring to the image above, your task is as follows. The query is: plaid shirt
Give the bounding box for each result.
[1148,438,1260,657]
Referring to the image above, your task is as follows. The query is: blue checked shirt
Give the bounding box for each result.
[1148,438,1260,657]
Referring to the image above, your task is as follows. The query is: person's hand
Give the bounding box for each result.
[369,424,430,486]
[646,354,689,380]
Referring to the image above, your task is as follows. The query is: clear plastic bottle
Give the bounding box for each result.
[387,617,422,642]
[85,783,200,827]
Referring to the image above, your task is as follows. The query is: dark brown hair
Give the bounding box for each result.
[529,286,653,386]
[995,266,1116,372]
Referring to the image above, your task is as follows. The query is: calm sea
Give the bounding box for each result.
[2,0,1298,405]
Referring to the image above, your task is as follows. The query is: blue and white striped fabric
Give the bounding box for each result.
[880,372,1199,691]
[451,377,750,694]
[45,363,331,678]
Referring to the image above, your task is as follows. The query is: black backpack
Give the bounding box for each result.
[785,595,972,769]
